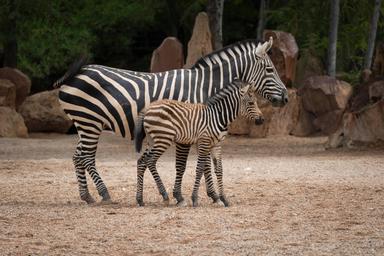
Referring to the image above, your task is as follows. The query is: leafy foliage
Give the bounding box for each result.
[0,0,383,91]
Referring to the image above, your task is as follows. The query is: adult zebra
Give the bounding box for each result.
[55,37,288,204]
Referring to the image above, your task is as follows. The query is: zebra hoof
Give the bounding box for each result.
[136,201,145,207]
[213,200,225,207]
[176,200,188,207]
[163,198,170,206]
[100,199,115,205]
[220,196,230,207]
[81,194,96,204]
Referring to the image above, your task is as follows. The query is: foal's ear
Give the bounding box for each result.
[240,84,250,95]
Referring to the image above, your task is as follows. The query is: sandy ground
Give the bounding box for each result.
[0,133,383,255]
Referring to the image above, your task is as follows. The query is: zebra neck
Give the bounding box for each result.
[206,90,240,131]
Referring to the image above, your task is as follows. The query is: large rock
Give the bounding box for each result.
[150,37,184,73]
[184,12,213,68]
[372,42,384,77]
[369,80,384,102]
[299,76,352,115]
[0,107,28,137]
[294,49,324,87]
[326,100,384,148]
[263,30,299,87]
[0,67,31,108]
[290,100,316,136]
[18,89,73,133]
[0,79,16,108]
[313,110,344,135]
[229,89,300,137]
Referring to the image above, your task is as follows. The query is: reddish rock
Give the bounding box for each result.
[313,110,344,135]
[372,42,384,77]
[327,100,384,148]
[229,89,300,137]
[294,49,324,87]
[18,89,73,133]
[369,80,384,102]
[184,12,213,68]
[263,30,299,87]
[0,107,28,137]
[150,37,184,73]
[0,79,16,108]
[299,76,352,115]
[360,69,372,83]
[267,89,300,136]
[0,67,31,108]
[290,101,316,137]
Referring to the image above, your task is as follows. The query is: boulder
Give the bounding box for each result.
[0,106,28,137]
[264,89,300,136]
[369,80,384,102]
[299,76,352,115]
[263,30,299,87]
[326,100,384,148]
[349,78,383,112]
[18,89,73,133]
[184,12,213,68]
[0,67,31,108]
[313,109,344,135]
[0,79,16,108]
[229,89,300,137]
[150,37,184,73]
[294,49,324,87]
[372,42,384,77]
[290,101,316,136]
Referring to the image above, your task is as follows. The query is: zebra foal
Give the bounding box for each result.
[134,80,263,207]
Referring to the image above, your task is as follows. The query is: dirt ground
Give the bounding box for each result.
[0,133,383,255]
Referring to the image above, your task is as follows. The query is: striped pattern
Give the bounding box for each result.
[135,80,262,207]
[56,37,287,203]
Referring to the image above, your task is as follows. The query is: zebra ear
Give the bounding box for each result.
[256,36,273,57]
[240,84,250,95]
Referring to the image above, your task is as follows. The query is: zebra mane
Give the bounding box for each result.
[191,39,262,69]
[205,82,240,106]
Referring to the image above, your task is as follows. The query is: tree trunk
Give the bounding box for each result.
[207,0,224,50]
[165,0,179,37]
[257,0,266,41]
[3,0,18,68]
[364,0,382,70]
[327,0,340,77]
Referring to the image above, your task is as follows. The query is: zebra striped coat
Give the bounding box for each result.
[55,37,287,204]
[134,80,261,207]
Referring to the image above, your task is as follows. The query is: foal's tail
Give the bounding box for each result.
[134,111,146,153]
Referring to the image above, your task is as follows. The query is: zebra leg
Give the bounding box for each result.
[191,162,204,207]
[173,143,191,206]
[73,143,95,204]
[136,149,149,206]
[202,157,220,204]
[74,124,111,202]
[211,145,229,207]
[147,144,170,205]
[192,144,219,207]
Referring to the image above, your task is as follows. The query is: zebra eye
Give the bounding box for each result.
[248,102,255,106]
[266,67,274,73]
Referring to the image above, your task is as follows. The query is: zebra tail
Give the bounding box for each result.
[53,55,88,88]
[134,111,146,153]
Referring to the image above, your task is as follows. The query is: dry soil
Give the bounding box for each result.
[0,133,383,255]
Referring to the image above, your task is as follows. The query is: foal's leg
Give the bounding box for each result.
[192,141,219,207]
[136,149,150,206]
[146,139,172,205]
[173,143,191,206]
[211,145,229,206]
